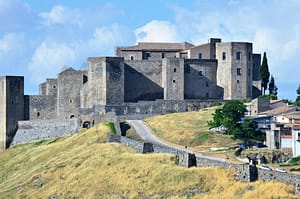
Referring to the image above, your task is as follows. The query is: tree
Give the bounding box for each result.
[208,100,246,136]
[208,101,263,143]
[268,75,278,99]
[296,84,300,106]
[260,52,270,95]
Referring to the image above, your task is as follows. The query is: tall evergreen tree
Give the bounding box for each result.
[296,84,300,106]
[260,52,270,95]
[268,75,278,98]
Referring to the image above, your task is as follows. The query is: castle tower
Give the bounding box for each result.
[162,58,184,100]
[216,42,253,100]
[0,76,24,151]
[87,57,124,107]
[57,68,87,119]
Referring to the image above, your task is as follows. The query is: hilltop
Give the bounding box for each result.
[0,122,296,198]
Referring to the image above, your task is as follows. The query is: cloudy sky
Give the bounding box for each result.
[1,0,300,100]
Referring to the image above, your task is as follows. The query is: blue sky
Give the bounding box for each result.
[1,0,300,100]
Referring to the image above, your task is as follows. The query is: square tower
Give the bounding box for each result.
[216,42,253,100]
[87,57,124,106]
[0,76,24,151]
[162,58,184,100]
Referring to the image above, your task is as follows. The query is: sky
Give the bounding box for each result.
[1,0,300,100]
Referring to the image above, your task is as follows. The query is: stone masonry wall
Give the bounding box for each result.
[108,134,300,194]
[94,99,220,116]
[11,118,79,146]
[184,59,221,99]
[124,60,163,102]
[27,95,57,120]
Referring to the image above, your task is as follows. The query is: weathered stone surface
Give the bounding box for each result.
[11,119,79,146]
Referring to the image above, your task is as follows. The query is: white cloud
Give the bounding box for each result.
[88,24,135,55]
[135,20,179,42]
[29,42,76,83]
[39,5,81,27]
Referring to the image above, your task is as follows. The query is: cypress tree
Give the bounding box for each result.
[260,52,270,95]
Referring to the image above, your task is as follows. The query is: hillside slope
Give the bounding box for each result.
[0,123,296,198]
[144,107,239,151]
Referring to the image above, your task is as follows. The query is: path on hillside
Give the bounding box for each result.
[126,120,174,148]
[126,120,225,162]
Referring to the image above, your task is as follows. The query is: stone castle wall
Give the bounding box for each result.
[124,60,163,102]
[92,99,219,116]
[11,118,79,146]
[26,95,57,120]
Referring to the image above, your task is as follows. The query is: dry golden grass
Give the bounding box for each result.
[144,107,239,151]
[0,122,297,198]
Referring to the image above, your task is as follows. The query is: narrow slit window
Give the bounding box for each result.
[222,52,226,60]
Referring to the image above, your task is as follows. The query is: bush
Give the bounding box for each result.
[290,168,300,172]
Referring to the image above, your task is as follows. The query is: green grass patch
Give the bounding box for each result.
[280,156,300,166]
[103,122,117,134]
[198,132,212,142]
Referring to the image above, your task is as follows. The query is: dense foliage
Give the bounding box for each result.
[268,75,278,98]
[260,52,270,95]
[208,101,263,144]
[296,84,300,106]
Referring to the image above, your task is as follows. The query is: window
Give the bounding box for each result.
[222,52,226,60]
[237,80,240,83]
[83,75,88,84]
[69,99,73,103]
[237,68,241,76]
[130,56,134,60]
[174,68,177,73]
[248,52,251,61]
[172,80,175,83]
[206,93,209,98]
[53,85,56,89]
[37,112,40,117]
[248,68,251,76]
[162,53,165,58]
[206,81,209,87]
[236,51,241,60]
[199,71,203,76]
[146,52,150,58]
[198,53,202,59]
[298,132,300,140]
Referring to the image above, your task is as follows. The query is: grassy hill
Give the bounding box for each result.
[0,122,296,198]
[144,107,239,151]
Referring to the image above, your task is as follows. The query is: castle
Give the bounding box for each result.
[0,38,262,151]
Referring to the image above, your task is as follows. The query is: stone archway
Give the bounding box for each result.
[82,121,91,128]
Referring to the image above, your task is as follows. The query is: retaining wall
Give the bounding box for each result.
[107,134,300,194]
[11,119,79,146]
[11,112,121,147]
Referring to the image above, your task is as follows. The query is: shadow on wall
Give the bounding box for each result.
[184,65,223,99]
[124,64,163,102]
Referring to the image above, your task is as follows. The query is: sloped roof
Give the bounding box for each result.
[118,42,194,51]
[259,105,298,116]
[281,112,300,120]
